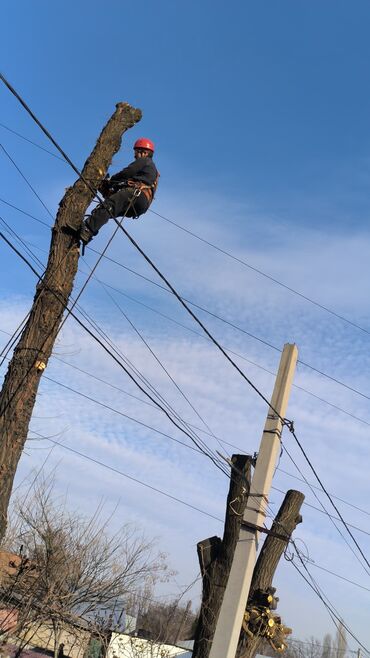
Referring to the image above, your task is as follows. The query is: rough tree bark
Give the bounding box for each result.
[192,455,252,658]
[0,102,142,542]
[236,489,305,658]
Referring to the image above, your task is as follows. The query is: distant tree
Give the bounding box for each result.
[322,633,333,658]
[0,477,172,658]
[137,599,196,645]
[334,623,347,658]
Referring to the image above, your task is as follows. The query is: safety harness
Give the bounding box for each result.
[126,170,160,204]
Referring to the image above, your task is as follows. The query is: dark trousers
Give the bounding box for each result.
[87,188,150,235]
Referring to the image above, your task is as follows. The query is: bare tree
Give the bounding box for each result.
[0,477,172,658]
[322,633,333,658]
[334,623,347,658]
[137,599,196,645]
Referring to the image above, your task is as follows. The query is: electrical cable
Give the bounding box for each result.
[0,197,51,228]
[0,231,230,477]
[272,485,370,538]
[281,443,370,577]
[91,272,225,454]
[0,73,289,424]
[41,372,215,457]
[290,558,370,655]
[0,142,54,220]
[4,233,370,532]
[28,430,224,524]
[4,74,370,581]
[0,213,227,474]
[1,98,229,476]
[286,428,370,574]
[0,121,65,161]
[4,194,370,412]
[2,112,368,341]
[151,208,370,338]
[87,250,370,404]
[25,430,370,619]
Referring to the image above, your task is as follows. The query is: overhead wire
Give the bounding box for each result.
[3,226,370,540]
[0,72,290,423]
[4,73,370,591]
[0,201,230,480]
[281,441,370,577]
[285,428,370,574]
[0,231,230,477]
[151,208,370,338]
[2,114,369,341]
[90,269,225,454]
[0,148,224,472]
[3,212,370,580]
[0,98,230,478]
[88,251,370,404]
[0,141,54,220]
[25,429,370,613]
[3,194,370,413]
[2,346,363,544]
[290,557,370,655]
[0,121,65,161]
[28,430,224,524]
[11,427,369,655]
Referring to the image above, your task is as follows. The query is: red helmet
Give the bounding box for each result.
[134,137,155,153]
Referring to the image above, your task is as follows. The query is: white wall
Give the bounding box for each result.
[107,632,188,658]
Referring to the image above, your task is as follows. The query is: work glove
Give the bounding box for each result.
[98,177,112,197]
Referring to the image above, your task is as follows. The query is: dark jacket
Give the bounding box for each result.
[110,157,158,187]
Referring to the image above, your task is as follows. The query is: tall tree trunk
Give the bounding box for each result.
[0,102,141,542]
[192,455,252,658]
[236,489,304,658]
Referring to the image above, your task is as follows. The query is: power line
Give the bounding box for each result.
[4,194,370,413]
[0,142,54,220]
[2,113,368,341]
[26,428,370,617]
[2,296,370,528]
[288,428,370,573]
[272,485,370,538]
[151,209,370,338]
[290,559,370,655]
[0,231,230,477]
[5,210,225,473]
[0,197,51,227]
[87,250,370,404]
[28,431,224,524]
[0,206,230,481]
[42,372,214,457]
[3,227,366,532]
[0,74,290,440]
[4,75,370,577]
[283,440,370,576]
[93,273,225,454]
[0,121,66,161]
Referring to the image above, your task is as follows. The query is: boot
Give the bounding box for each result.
[79,222,95,245]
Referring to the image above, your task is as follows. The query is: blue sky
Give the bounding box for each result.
[2,0,370,652]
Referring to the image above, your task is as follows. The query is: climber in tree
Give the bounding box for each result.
[80,137,159,245]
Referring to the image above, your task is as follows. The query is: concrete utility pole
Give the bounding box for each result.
[209,343,298,658]
[0,102,141,543]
